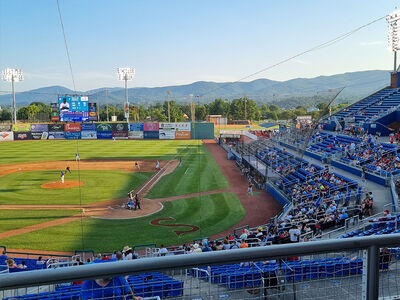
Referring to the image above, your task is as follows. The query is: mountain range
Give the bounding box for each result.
[0,70,392,108]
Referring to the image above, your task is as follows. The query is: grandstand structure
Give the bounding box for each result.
[325,85,400,136]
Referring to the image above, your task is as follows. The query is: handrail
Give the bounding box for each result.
[1,234,400,290]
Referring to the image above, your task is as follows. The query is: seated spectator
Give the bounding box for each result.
[6,259,17,269]
[191,243,202,254]
[239,240,249,248]
[17,261,28,269]
[158,245,168,256]
[81,276,140,300]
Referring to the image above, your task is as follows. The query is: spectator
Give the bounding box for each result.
[158,245,168,256]
[289,225,300,243]
[81,276,140,300]
[6,259,17,269]
[239,240,249,248]
[18,261,28,269]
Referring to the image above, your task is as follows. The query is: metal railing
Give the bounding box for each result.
[1,234,400,299]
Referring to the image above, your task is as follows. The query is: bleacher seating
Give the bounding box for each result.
[335,88,400,122]
[190,257,364,289]
[4,272,183,300]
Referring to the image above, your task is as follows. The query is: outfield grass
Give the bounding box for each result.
[0,170,152,205]
[0,193,245,252]
[0,140,198,165]
[0,209,80,233]
[147,144,229,198]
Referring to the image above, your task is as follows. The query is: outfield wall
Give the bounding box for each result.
[0,122,214,141]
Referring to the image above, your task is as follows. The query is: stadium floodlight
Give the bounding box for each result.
[387,10,400,71]
[2,68,24,124]
[117,67,135,122]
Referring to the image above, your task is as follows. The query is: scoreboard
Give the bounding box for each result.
[57,96,97,122]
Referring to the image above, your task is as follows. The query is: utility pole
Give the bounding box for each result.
[189,94,195,123]
[167,91,171,123]
[244,94,247,120]
[105,89,109,122]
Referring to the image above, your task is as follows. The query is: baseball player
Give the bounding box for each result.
[66,166,71,174]
[135,161,140,171]
[61,171,65,184]
[156,160,160,170]
[76,152,80,161]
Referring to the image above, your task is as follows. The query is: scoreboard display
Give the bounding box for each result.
[58,96,89,122]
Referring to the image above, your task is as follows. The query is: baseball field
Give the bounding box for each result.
[0,139,281,253]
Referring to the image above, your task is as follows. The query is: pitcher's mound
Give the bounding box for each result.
[41,181,84,189]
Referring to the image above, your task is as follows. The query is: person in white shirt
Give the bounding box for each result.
[59,98,70,111]
[158,245,168,256]
[289,225,300,243]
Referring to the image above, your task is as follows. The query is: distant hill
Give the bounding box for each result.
[0,70,391,108]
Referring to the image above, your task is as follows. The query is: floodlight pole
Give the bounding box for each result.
[12,77,16,124]
[124,76,129,123]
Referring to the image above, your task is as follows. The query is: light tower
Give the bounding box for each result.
[387,10,400,72]
[2,68,23,124]
[117,67,135,122]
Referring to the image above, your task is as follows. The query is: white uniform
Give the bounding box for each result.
[61,173,64,183]
[76,153,80,161]
[156,161,160,169]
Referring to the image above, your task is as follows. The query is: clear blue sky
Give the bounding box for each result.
[0,0,398,92]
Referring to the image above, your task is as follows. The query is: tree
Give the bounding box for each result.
[278,110,295,120]
[195,104,208,121]
[208,98,230,117]
[27,105,40,121]
[17,106,29,120]
[269,104,280,112]
[265,111,278,121]
[151,108,167,121]
[0,109,11,121]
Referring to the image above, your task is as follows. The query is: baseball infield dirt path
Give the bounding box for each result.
[203,140,282,240]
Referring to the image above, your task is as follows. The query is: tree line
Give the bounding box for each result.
[0,98,348,122]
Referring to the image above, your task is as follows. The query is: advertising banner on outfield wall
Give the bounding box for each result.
[0,132,14,141]
[96,123,113,132]
[128,123,144,131]
[97,131,113,139]
[175,122,191,131]
[31,132,49,140]
[81,131,97,139]
[175,130,191,139]
[48,132,64,139]
[112,123,128,132]
[112,131,128,139]
[49,124,65,132]
[31,124,49,132]
[64,131,81,139]
[12,123,31,132]
[143,122,159,131]
[143,131,159,139]
[81,123,96,131]
[128,131,144,139]
[159,129,175,139]
[0,125,11,131]
[64,123,81,132]
[14,132,32,140]
[159,122,176,130]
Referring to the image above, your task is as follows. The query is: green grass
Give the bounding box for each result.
[0,140,198,165]
[0,170,152,205]
[0,193,245,252]
[147,144,229,198]
[0,209,80,233]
